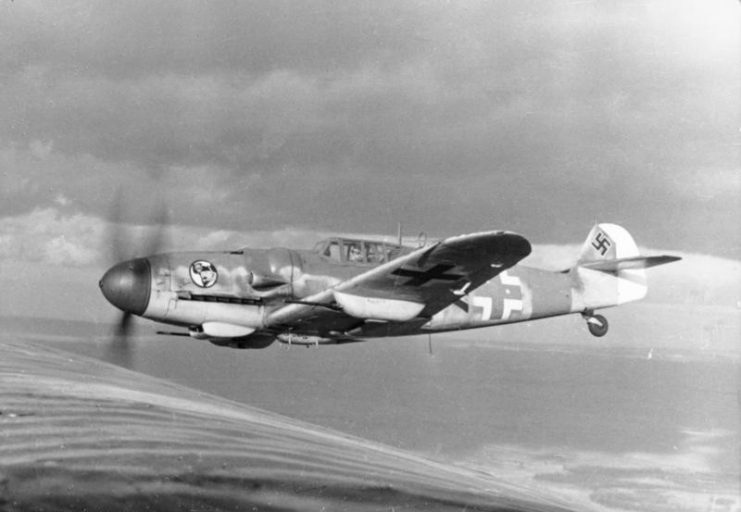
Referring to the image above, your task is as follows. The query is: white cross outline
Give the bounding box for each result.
[471,295,493,320]
[500,271,523,321]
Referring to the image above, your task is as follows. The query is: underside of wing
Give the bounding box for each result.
[266,231,531,335]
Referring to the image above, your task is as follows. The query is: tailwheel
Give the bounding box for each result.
[584,312,608,337]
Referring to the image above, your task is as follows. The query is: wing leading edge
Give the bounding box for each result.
[267,231,531,334]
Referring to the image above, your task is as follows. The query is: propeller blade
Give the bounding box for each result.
[107,312,133,368]
[106,190,169,261]
[102,188,169,368]
[115,310,132,337]
[141,204,169,257]
[107,189,127,262]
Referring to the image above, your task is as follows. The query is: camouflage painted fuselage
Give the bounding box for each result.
[141,244,585,340]
[99,224,678,346]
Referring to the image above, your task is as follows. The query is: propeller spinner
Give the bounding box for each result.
[99,258,152,316]
[101,191,167,366]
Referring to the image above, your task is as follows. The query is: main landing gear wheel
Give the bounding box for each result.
[584,313,608,337]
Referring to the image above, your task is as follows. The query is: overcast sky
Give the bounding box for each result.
[1,0,739,266]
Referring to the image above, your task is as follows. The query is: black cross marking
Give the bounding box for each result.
[454,298,469,312]
[392,263,463,287]
[591,232,612,256]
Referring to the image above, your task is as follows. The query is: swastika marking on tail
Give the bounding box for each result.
[591,232,612,256]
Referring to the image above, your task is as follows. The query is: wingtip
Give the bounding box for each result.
[499,231,532,259]
[658,254,683,264]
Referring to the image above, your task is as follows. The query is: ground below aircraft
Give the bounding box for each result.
[100,222,680,353]
[0,334,583,511]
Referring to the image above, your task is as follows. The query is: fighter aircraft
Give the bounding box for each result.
[100,222,680,350]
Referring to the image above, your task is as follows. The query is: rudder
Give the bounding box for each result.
[573,223,647,309]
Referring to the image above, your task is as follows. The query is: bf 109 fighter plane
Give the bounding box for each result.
[100,223,680,349]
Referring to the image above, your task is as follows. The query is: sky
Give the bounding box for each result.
[1,5,739,508]
[0,0,739,270]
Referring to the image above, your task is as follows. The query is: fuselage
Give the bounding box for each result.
[99,224,680,346]
[108,241,582,341]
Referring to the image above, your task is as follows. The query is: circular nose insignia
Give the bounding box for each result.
[190,260,218,288]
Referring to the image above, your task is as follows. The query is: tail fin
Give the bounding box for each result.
[578,223,637,264]
[572,223,680,310]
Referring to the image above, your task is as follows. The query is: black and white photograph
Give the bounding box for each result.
[1,1,739,510]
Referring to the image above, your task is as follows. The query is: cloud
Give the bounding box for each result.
[0,207,329,267]
[0,142,153,218]
[4,1,737,170]
[0,0,738,258]
[462,429,740,512]
[0,208,103,266]
[0,1,432,77]
[669,168,741,201]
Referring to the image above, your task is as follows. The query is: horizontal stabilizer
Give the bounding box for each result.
[579,255,682,272]
[571,223,682,308]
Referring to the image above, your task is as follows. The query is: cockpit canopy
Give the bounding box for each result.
[313,238,406,265]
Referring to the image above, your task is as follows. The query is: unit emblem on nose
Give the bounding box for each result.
[190,260,218,288]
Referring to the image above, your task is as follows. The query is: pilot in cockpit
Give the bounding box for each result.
[348,244,363,263]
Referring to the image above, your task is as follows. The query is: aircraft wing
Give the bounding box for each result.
[267,231,531,332]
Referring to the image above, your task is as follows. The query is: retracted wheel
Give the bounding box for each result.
[586,314,608,337]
